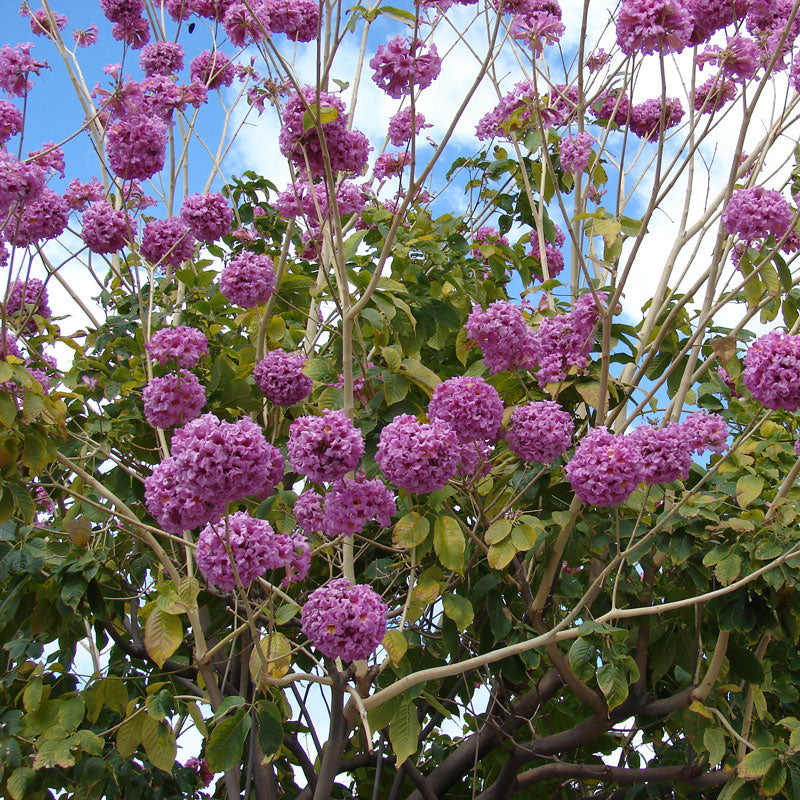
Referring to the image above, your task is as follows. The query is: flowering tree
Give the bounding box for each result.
[4,1,800,799]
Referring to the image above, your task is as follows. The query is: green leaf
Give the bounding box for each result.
[21,432,48,474]
[443,595,474,630]
[736,475,764,509]
[511,522,537,551]
[487,537,517,570]
[383,372,409,405]
[485,519,512,545]
[255,702,283,758]
[400,358,440,393]
[7,766,36,799]
[141,716,177,774]
[596,663,628,711]
[789,726,800,751]
[367,695,402,733]
[116,713,143,758]
[8,483,35,524]
[433,515,465,573]
[23,679,43,713]
[186,701,208,738]
[715,553,742,586]
[393,512,429,548]
[737,747,778,779]
[144,607,183,668]
[568,638,598,682]
[389,702,420,766]
[382,629,408,664]
[704,727,726,767]
[57,696,85,731]
[275,603,300,625]
[760,761,787,796]
[206,709,252,773]
[727,644,764,684]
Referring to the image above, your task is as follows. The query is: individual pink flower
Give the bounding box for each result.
[105,114,168,181]
[585,48,610,71]
[301,578,387,661]
[387,107,431,146]
[139,41,185,76]
[566,427,645,507]
[73,23,99,47]
[376,414,460,493]
[81,200,136,254]
[143,370,206,429]
[370,36,441,99]
[722,187,793,241]
[141,217,196,269]
[559,131,594,173]
[287,409,365,483]
[615,0,693,56]
[180,192,233,242]
[220,252,277,307]
[428,376,504,444]
[254,349,313,407]
[466,300,537,374]
[26,9,68,38]
[742,331,800,411]
[507,400,573,463]
[189,50,235,90]
[196,511,309,592]
[146,326,209,368]
[322,472,396,537]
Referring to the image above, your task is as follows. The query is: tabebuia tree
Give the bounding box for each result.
[4,0,800,798]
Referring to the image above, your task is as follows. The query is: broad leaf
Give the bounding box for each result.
[144,607,183,668]
[434,515,465,573]
[389,702,420,766]
[206,709,252,773]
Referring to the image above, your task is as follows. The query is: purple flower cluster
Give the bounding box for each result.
[615,0,693,56]
[300,578,387,661]
[105,114,167,181]
[0,100,22,144]
[254,349,313,407]
[628,422,692,484]
[265,0,320,42]
[682,411,727,454]
[376,414,460,493]
[279,87,370,177]
[180,192,233,242]
[143,370,206,429]
[629,97,684,141]
[559,131,594,174]
[530,292,605,387]
[696,35,759,82]
[26,8,68,37]
[529,226,565,280]
[189,49,235,90]
[566,427,645,507]
[146,326,209,368]
[387,108,431,146]
[476,80,535,140]
[590,90,630,127]
[220,252,277,307]
[145,413,284,532]
[139,41,185,76]
[722,188,793,242]
[687,0,746,44]
[428,376,503,444]
[370,36,441,99]
[81,200,136,254]
[466,300,536,374]
[0,152,45,218]
[508,400,573,463]
[0,43,48,97]
[221,1,270,45]
[6,278,51,332]
[693,76,736,113]
[323,472,396,536]
[288,409,364,483]
[3,188,68,247]
[374,152,410,181]
[65,177,104,211]
[196,511,309,592]
[141,216,196,269]
[274,180,366,228]
[743,331,800,411]
[294,489,326,535]
[27,142,65,177]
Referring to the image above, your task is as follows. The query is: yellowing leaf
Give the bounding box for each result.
[116,713,143,758]
[443,595,474,630]
[250,633,292,684]
[736,475,764,509]
[141,716,177,774]
[144,607,183,668]
[485,519,512,545]
[393,512,429,548]
[487,537,517,570]
[382,630,408,664]
[737,747,778,779]
[433,515,465,573]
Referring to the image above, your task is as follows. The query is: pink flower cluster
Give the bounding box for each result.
[105,114,168,181]
[6,278,51,332]
[264,0,320,42]
[376,414,460,493]
[476,80,535,140]
[466,300,536,374]
[143,369,206,429]
[141,216,196,270]
[682,411,727,454]
[3,188,68,247]
[559,131,594,174]
[274,180,366,228]
[168,0,234,21]
[221,2,270,45]
[26,8,68,37]
[0,152,45,218]
[65,178,104,211]
[508,400,573,463]
[743,331,800,411]
[139,41,185,77]
[81,200,136,254]
[722,187,793,242]
[196,511,309,592]
[288,409,364,483]
[628,422,692,484]
[279,87,370,177]
[696,35,759,82]
[566,427,645,507]
[387,108,431,146]
[294,489,326,535]
[530,292,605,387]
[320,472,396,537]
[629,97,684,141]
[370,36,441,99]
[145,413,284,533]
[0,43,48,97]
[428,376,503,444]
[147,326,209,367]
[615,0,693,56]
[27,142,65,177]
[693,76,736,113]
[180,192,233,242]
[253,349,313,407]
[0,100,22,144]
[529,225,565,280]
[374,152,410,181]
[190,50,235,90]
[300,578,387,662]
[220,252,277,307]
